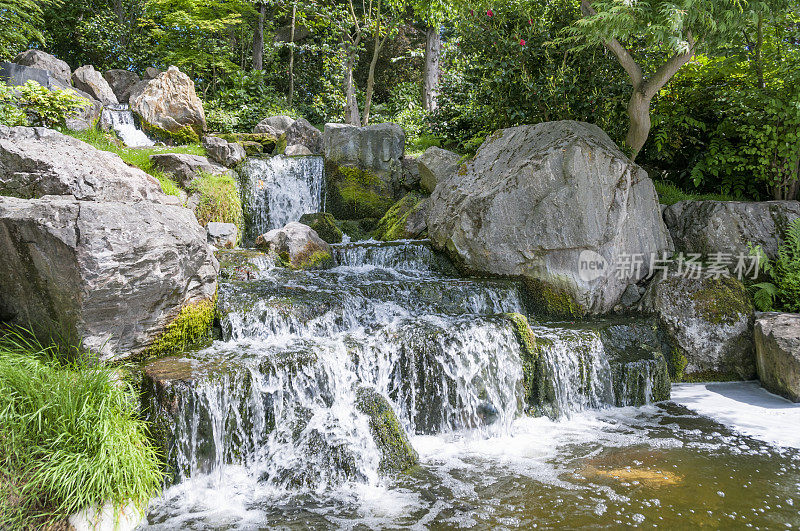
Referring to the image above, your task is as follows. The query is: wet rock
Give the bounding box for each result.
[72,65,118,104]
[663,200,800,263]
[355,386,419,473]
[0,196,218,360]
[299,212,343,244]
[129,66,206,143]
[206,221,238,249]
[254,115,294,136]
[256,221,333,270]
[215,248,272,281]
[0,126,168,202]
[150,153,231,188]
[216,133,277,154]
[640,272,755,381]
[280,118,322,154]
[103,69,141,103]
[427,121,672,317]
[400,155,421,191]
[202,136,246,167]
[418,146,460,193]
[13,49,71,86]
[284,144,312,156]
[373,192,428,241]
[755,312,800,402]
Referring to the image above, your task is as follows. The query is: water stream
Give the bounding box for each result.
[139,163,800,529]
[236,155,324,242]
[99,104,154,147]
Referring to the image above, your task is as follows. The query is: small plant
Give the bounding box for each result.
[190,172,244,240]
[12,80,89,127]
[0,327,162,528]
[750,219,800,312]
[0,81,28,126]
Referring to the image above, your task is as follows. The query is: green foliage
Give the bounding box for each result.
[190,172,244,238]
[0,0,60,59]
[0,81,88,128]
[205,70,295,133]
[0,81,28,126]
[429,1,629,152]
[751,219,800,312]
[0,328,162,527]
[653,180,735,205]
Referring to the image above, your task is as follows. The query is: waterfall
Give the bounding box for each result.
[99,104,154,147]
[237,155,324,241]
[142,240,673,525]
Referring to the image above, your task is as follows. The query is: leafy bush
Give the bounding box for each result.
[0,328,162,527]
[204,70,295,134]
[653,180,735,206]
[10,80,89,127]
[0,82,28,126]
[190,172,244,240]
[751,219,800,312]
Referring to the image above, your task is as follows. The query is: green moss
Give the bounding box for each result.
[294,250,333,270]
[325,162,395,220]
[355,387,418,474]
[505,313,557,416]
[373,193,424,241]
[690,275,752,325]
[667,346,689,381]
[147,298,216,357]
[299,212,343,244]
[216,133,276,154]
[240,141,264,155]
[140,119,199,145]
[523,276,586,318]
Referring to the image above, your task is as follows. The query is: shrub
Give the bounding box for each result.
[0,82,28,126]
[12,80,89,127]
[751,219,800,312]
[190,172,244,239]
[0,328,162,527]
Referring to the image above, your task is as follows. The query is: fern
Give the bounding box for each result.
[768,219,800,312]
[751,282,778,312]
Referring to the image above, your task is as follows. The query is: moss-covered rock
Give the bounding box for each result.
[639,271,755,381]
[325,162,395,220]
[355,386,418,474]
[523,276,587,319]
[256,221,334,270]
[140,119,199,145]
[299,212,343,244]
[215,249,272,281]
[216,133,277,153]
[337,218,379,241]
[146,298,216,357]
[372,193,428,241]
[240,141,264,156]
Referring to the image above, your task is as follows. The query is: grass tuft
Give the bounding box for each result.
[653,180,735,205]
[0,327,162,528]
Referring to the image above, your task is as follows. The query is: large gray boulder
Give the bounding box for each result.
[427,121,672,316]
[13,50,71,86]
[72,65,118,105]
[663,200,800,262]
[150,153,230,188]
[206,221,238,249]
[755,312,800,402]
[640,271,755,381]
[103,69,141,103]
[281,118,322,154]
[0,196,218,360]
[202,136,246,167]
[322,123,406,220]
[255,221,333,270]
[130,66,206,142]
[254,115,294,136]
[0,126,168,203]
[418,146,461,193]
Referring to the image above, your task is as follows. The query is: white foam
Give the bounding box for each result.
[671,382,800,449]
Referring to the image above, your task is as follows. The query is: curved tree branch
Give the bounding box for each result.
[580,0,643,88]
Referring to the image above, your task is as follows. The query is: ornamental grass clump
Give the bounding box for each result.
[0,328,162,527]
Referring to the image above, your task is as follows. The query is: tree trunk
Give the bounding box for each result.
[755,14,765,89]
[361,0,385,126]
[253,2,265,71]
[423,26,441,112]
[288,4,296,107]
[344,55,361,125]
[626,90,652,161]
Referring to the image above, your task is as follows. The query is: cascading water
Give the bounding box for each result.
[237,155,324,241]
[99,104,154,147]
[141,240,800,528]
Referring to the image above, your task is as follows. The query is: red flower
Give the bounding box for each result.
[487,9,493,17]
[470,9,474,15]
[529,18,533,25]
[519,39,526,46]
